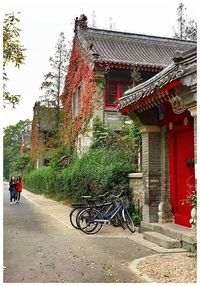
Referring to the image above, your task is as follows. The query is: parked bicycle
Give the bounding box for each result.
[76,192,135,234]
[69,191,120,230]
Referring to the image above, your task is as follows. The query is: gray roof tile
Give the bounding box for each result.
[77,27,196,68]
[117,47,197,112]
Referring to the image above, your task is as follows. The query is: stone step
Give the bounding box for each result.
[128,233,186,253]
[143,231,182,249]
[141,221,196,241]
[141,222,182,240]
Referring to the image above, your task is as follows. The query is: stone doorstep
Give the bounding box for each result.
[141,222,197,245]
[143,231,182,249]
[128,233,186,254]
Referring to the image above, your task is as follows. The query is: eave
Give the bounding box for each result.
[119,79,181,115]
[117,47,196,115]
[94,61,164,72]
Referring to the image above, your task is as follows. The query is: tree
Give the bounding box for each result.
[3,119,32,179]
[3,12,26,107]
[9,153,34,178]
[40,32,71,128]
[174,3,197,41]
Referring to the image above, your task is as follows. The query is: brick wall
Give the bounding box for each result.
[142,131,161,222]
[160,127,170,201]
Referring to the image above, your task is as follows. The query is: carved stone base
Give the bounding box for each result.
[158,200,174,224]
[190,207,197,230]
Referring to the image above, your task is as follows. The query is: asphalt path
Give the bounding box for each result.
[3,182,155,283]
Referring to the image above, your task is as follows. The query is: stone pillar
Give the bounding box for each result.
[158,127,173,223]
[93,73,105,122]
[188,106,197,231]
[36,153,44,169]
[139,125,161,223]
[128,173,144,207]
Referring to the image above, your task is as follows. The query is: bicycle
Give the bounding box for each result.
[69,191,116,230]
[76,194,135,234]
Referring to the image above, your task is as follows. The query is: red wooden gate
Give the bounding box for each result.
[169,121,195,227]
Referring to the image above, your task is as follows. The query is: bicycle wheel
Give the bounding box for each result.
[110,213,125,228]
[77,208,103,234]
[69,207,85,229]
[122,208,135,233]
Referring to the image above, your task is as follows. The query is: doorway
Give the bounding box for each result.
[169,120,195,227]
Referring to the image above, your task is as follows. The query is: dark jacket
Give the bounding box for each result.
[9,183,17,196]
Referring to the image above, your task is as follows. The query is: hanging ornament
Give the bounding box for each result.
[169,95,186,114]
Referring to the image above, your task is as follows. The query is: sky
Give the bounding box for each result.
[2,0,198,128]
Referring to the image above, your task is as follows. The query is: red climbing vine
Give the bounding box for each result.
[30,116,40,163]
[61,40,95,149]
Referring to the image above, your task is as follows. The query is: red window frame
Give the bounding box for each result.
[104,80,131,110]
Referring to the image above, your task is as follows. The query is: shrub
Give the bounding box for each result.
[24,120,138,204]
[24,166,59,195]
[58,146,134,202]
[50,145,76,171]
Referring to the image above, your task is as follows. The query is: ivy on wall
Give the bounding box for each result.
[31,103,64,164]
[31,116,40,163]
[61,40,95,150]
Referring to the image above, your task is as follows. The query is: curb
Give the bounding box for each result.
[128,254,162,283]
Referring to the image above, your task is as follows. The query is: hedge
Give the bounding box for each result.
[24,146,134,203]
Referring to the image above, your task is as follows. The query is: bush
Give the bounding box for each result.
[24,166,59,195]
[24,120,138,204]
[50,145,76,171]
[58,146,134,202]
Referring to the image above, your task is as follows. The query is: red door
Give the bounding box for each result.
[169,121,195,227]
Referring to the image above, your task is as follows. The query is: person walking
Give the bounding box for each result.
[16,176,23,203]
[9,177,17,205]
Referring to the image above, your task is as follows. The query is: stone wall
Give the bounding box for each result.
[128,173,144,208]
[104,110,124,130]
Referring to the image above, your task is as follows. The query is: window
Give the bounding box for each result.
[105,81,131,109]
[72,86,81,117]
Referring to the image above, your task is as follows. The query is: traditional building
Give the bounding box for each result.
[31,101,64,168]
[61,15,196,153]
[20,124,31,155]
[118,47,197,230]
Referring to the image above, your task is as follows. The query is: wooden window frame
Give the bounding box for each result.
[104,80,131,110]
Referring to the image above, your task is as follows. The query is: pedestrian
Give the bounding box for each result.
[16,176,23,203]
[9,177,17,205]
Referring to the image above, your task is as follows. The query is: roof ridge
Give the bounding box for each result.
[83,27,196,44]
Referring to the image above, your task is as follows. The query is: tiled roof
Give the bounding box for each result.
[77,27,196,69]
[117,47,197,112]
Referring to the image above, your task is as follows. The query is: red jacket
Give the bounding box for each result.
[17,181,22,192]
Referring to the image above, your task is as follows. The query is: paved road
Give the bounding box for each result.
[3,182,155,283]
